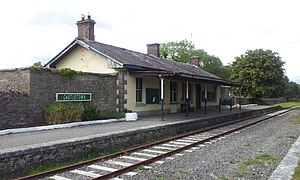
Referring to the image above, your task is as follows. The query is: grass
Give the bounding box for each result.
[218,176,230,180]
[275,134,284,139]
[138,165,151,171]
[292,160,300,180]
[292,118,300,125]
[291,113,300,125]
[235,153,278,177]
[274,102,300,109]
[244,140,252,147]
[235,164,248,177]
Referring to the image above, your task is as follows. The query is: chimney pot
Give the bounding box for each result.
[147,43,160,58]
[76,14,96,41]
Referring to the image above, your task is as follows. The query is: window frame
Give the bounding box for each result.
[170,81,177,102]
[136,77,143,103]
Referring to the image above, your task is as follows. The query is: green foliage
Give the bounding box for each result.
[32,61,43,68]
[274,102,300,108]
[193,49,231,80]
[290,98,300,102]
[83,106,100,120]
[30,61,44,73]
[218,176,230,180]
[160,39,231,80]
[244,140,252,147]
[254,153,278,161]
[44,102,84,124]
[54,68,83,80]
[230,49,287,98]
[285,81,300,100]
[83,105,125,121]
[235,153,277,177]
[222,99,231,105]
[292,160,300,180]
[45,103,125,124]
[160,39,194,63]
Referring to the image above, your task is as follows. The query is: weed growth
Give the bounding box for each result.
[235,153,277,177]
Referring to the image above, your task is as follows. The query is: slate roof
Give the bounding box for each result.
[46,39,240,86]
[83,40,221,79]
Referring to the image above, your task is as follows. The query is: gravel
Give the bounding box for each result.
[124,109,300,180]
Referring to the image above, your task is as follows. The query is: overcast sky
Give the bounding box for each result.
[0,0,299,80]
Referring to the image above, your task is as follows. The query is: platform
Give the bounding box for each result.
[0,105,282,177]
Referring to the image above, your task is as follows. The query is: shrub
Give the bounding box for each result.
[289,98,300,102]
[44,102,84,124]
[45,103,125,124]
[222,99,231,105]
[83,106,100,121]
[54,68,82,80]
[83,105,125,121]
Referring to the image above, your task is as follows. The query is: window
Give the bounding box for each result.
[181,82,192,101]
[136,78,143,102]
[170,81,177,102]
[202,84,217,102]
[146,88,160,104]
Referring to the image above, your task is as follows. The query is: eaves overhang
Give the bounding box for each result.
[128,69,244,87]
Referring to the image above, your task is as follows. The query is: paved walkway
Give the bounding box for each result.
[0,105,265,151]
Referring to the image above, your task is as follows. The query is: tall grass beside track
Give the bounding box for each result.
[274,102,300,109]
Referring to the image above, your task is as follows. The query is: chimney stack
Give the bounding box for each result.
[76,14,96,41]
[190,56,200,67]
[147,43,160,58]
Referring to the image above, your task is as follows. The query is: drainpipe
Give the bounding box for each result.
[160,78,164,121]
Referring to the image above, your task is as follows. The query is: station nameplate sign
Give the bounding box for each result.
[56,93,92,102]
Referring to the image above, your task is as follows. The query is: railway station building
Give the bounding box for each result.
[45,15,240,116]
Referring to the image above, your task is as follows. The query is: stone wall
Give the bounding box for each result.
[0,68,30,93]
[0,68,117,130]
[260,98,286,105]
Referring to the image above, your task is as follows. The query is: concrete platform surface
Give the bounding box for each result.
[0,105,272,152]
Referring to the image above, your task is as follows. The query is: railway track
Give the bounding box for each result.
[16,107,294,180]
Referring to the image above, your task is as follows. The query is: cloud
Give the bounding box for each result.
[29,10,76,27]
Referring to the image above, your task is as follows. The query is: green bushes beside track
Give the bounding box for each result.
[44,102,124,124]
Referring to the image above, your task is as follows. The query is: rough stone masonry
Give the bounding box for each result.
[0,68,117,130]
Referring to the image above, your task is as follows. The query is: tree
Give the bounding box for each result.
[284,81,300,100]
[193,49,231,80]
[160,39,194,63]
[31,61,43,68]
[230,49,287,98]
[160,40,230,80]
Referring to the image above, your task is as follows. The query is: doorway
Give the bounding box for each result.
[196,84,202,109]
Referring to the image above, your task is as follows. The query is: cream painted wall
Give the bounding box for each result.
[55,46,117,74]
[125,74,221,113]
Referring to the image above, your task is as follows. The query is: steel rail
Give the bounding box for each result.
[16,107,287,180]
[93,108,292,179]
